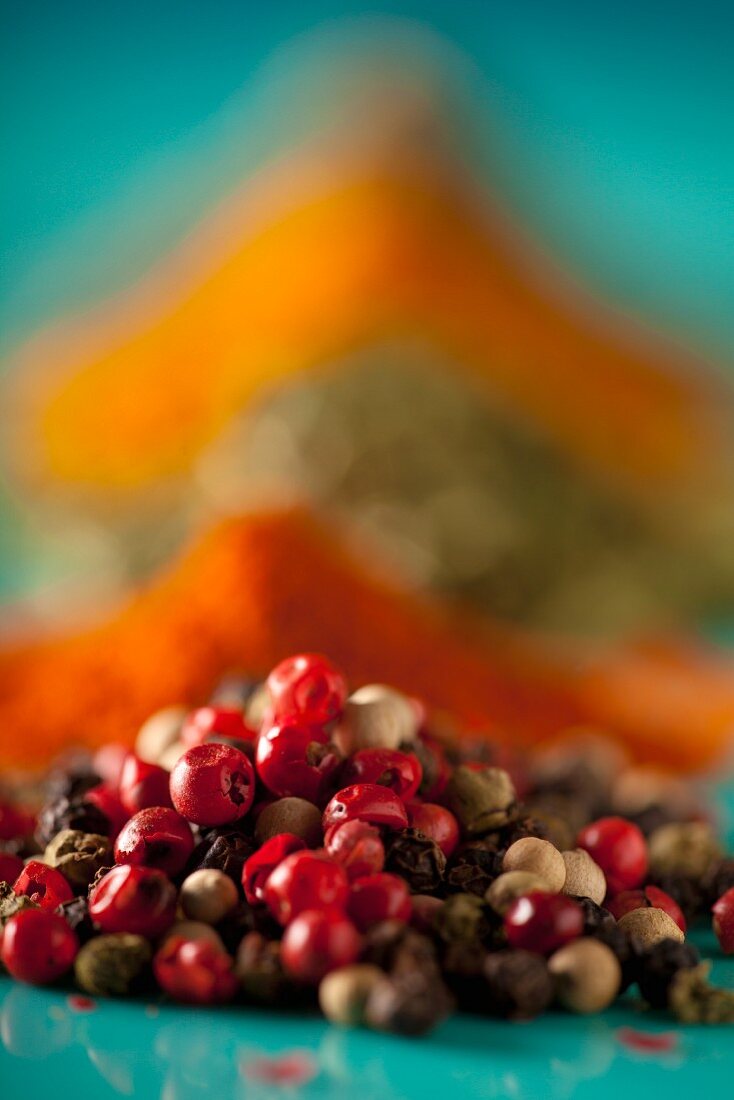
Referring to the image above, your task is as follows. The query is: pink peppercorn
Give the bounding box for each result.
[114,806,195,876]
[324,819,385,880]
[84,783,129,839]
[608,885,687,932]
[118,754,173,814]
[322,784,408,831]
[181,706,257,750]
[170,743,255,826]
[242,833,306,904]
[340,749,422,801]
[13,860,73,910]
[347,873,412,931]
[263,850,349,926]
[504,891,584,954]
[1,909,78,985]
[154,935,237,1004]
[88,865,177,938]
[256,720,341,802]
[577,817,648,895]
[280,908,361,983]
[266,653,348,726]
[713,887,734,954]
[407,802,460,858]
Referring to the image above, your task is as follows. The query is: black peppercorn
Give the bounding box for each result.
[702,858,734,908]
[0,881,36,925]
[483,950,553,1020]
[593,922,640,992]
[35,796,111,848]
[648,872,705,924]
[361,920,439,976]
[235,931,306,1005]
[637,937,701,1009]
[57,896,96,944]
[385,828,446,894]
[445,840,501,896]
[441,941,488,1012]
[574,896,616,935]
[186,828,256,889]
[365,971,454,1036]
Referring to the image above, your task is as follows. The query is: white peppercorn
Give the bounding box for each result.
[549,939,621,1013]
[341,685,418,752]
[255,797,323,847]
[318,964,384,1026]
[135,706,187,765]
[162,920,226,952]
[502,838,566,893]
[179,869,239,924]
[561,849,607,905]
[617,907,685,949]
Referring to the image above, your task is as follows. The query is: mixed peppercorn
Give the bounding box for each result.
[1,652,734,1035]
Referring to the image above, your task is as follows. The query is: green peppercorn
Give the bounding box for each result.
[445,766,516,836]
[43,829,113,891]
[74,934,152,996]
[0,882,37,925]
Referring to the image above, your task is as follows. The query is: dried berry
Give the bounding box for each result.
[434,892,492,946]
[445,766,516,836]
[43,830,113,892]
[560,849,607,906]
[75,933,152,996]
[445,840,501,897]
[483,950,553,1020]
[0,881,37,925]
[669,961,734,1023]
[235,931,293,1005]
[637,938,700,1008]
[57,896,96,944]
[35,796,110,848]
[180,869,239,924]
[365,971,453,1036]
[385,828,446,894]
[502,837,566,892]
[187,826,256,887]
[549,939,621,1013]
[254,797,323,848]
[318,964,384,1026]
[647,821,722,880]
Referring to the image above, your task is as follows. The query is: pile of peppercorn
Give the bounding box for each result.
[1,653,734,1034]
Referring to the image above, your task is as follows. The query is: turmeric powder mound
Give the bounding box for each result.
[0,507,732,772]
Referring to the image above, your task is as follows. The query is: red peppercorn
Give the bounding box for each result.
[181,706,257,750]
[84,783,129,839]
[504,891,584,955]
[266,653,347,726]
[607,885,687,932]
[324,819,385,880]
[170,743,255,826]
[13,860,73,910]
[577,816,648,894]
[0,852,24,885]
[347,872,412,931]
[256,720,341,802]
[242,833,306,904]
[88,865,177,938]
[118,754,173,814]
[280,908,361,983]
[153,935,237,1004]
[263,850,349,926]
[1,909,78,985]
[407,802,460,858]
[322,784,408,831]
[340,749,422,801]
[114,806,195,876]
[713,887,734,954]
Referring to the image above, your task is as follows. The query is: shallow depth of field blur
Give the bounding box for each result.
[1,4,733,666]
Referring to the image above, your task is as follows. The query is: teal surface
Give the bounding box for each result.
[2,781,733,1100]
